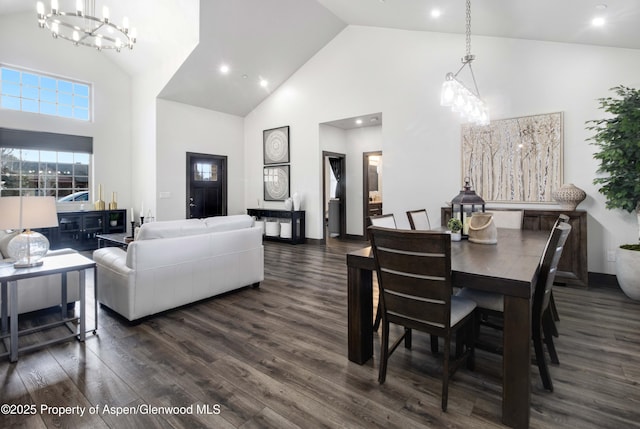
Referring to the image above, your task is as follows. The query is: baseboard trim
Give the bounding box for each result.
[588,272,619,288]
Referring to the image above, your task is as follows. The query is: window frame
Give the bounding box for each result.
[0,65,92,122]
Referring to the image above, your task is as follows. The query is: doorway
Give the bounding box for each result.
[322,151,346,243]
[363,151,382,234]
[186,152,227,219]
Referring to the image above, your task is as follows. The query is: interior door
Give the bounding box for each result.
[186,152,227,219]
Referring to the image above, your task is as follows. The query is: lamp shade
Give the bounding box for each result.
[0,196,59,230]
[21,196,59,229]
[0,196,22,229]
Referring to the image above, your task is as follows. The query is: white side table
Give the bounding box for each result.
[0,253,96,362]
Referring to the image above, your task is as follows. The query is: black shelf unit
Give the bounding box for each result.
[41,209,127,251]
[247,208,305,244]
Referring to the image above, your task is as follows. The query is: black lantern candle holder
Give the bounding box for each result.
[450,177,485,239]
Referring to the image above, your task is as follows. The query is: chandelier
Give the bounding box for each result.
[440,0,489,125]
[37,0,136,52]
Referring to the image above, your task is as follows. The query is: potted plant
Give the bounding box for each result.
[447,218,463,241]
[109,212,119,227]
[587,85,640,300]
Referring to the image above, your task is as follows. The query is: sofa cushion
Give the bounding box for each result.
[0,230,19,259]
[135,219,208,240]
[203,214,254,232]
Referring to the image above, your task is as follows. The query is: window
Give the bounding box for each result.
[194,162,218,182]
[0,148,90,200]
[0,128,93,201]
[0,66,90,121]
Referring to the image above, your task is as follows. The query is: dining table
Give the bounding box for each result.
[345,228,550,429]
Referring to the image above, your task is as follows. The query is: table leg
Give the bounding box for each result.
[93,267,98,334]
[60,273,67,318]
[502,294,531,429]
[9,280,18,363]
[348,266,373,364]
[79,270,86,342]
[1,281,7,335]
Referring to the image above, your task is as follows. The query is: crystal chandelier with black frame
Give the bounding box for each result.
[440,0,489,125]
[37,0,136,52]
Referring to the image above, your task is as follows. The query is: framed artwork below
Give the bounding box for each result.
[263,126,290,164]
[461,112,563,203]
[264,165,290,201]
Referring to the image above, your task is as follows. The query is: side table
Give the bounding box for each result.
[0,253,97,362]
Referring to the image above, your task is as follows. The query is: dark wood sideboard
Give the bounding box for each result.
[441,207,588,287]
[247,208,306,244]
[38,209,127,251]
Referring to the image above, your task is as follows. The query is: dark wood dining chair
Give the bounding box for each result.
[368,213,397,332]
[368,213,397,229]
[456,222,571,392]
[548,214,570,335]
[406,209,431,230]
[369,226,477,411]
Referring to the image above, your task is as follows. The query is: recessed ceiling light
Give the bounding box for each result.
[370,117,379,123]
[259,79,268,87]
[355,119,363,125]
[592,16,606,27]
[219,64,230,74]
[431,9,442,18]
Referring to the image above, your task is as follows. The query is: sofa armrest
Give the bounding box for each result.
[46,248,78,257]
[93,247,131,276]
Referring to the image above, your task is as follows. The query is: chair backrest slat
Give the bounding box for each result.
[406,209,431,230]
[533,223,571,320]
[370,226,452,334]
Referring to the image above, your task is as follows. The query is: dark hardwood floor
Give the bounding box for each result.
[1,239,639,428]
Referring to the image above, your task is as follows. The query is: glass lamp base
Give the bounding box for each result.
[7,230,50,268]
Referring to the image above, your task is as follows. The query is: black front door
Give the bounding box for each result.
[186,152,227,219]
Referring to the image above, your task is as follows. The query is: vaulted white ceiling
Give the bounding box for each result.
[2,0,640,116]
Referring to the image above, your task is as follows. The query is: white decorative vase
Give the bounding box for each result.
[450,232,461,241]
[552,183,587,211]
[292,192,301,211]
[284,198,293,211]
[615,247,640,300]
[468,213,497,244]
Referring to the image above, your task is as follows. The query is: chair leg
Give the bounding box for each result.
[430,334,439,354]
[466,319,475,371]
[533,325,554,391]
[404,328,412,349]
[378,321,390,384]
[550,291,560,321]
[373,302,382,332]
[441,336,450,411]
[543,312,560,364]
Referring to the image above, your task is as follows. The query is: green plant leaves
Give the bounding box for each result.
[586,85,640,214]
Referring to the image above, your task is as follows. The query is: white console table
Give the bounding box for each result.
[0,253,96,362]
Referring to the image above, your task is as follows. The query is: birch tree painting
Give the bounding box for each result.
[461,112,563,202]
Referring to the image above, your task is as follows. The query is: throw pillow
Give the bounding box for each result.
[0,230,20,259]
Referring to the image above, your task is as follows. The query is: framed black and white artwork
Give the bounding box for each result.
[263,165,290,201]
[263,126,290,165]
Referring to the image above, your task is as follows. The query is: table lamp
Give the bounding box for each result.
[0,196,59,268]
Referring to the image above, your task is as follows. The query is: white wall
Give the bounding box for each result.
[0,12,132,212]
[130,1,199,223]
[156,99,245,220]
[245,25,640,274]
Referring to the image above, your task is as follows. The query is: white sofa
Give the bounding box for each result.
[92,214,264,321]
[0,230,80,314]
